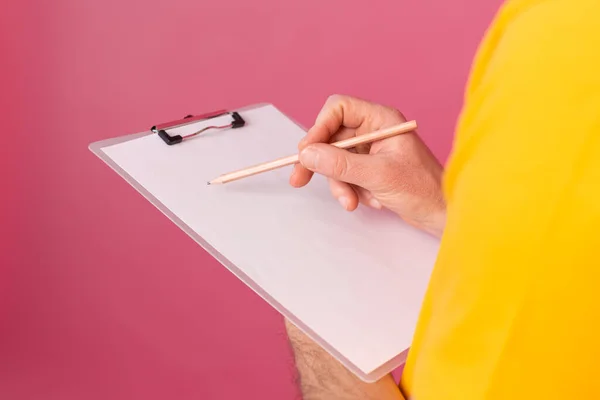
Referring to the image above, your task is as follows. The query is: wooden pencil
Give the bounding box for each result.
[208,120,418,185]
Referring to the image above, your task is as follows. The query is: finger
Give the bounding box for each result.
[297,123,332,151]
[314,94,371,136]
[291,123,333,187]
[327,127,356,144]
[291,95,371,188]
[355,186,382,210]
[330,128,370,154]
[328,178,359,211]
[299,143,384,189]
[291,126,358,188]
[299,95,371,149]
[290,163,312,188]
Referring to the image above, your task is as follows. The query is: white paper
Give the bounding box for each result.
[98,104,439,379]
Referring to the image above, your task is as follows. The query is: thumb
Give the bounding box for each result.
[299,143,381,188]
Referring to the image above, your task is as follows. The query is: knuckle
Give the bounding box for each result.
[332,155,349,178]
[316,95,341,122]
[326,94,350,110]
[391,108,406,122]
[337,96,351,110]
[317,94,348,127]
[377,107,405,124]
[371,105,405,125]
[326,94,343,104]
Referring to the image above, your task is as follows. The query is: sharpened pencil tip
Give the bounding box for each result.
[207,181,211,185]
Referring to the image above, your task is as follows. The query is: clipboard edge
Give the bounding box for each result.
[88,102,409,383]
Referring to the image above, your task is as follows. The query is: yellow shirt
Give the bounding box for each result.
[401,0,600,399]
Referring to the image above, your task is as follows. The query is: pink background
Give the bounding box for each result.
[1,0,502,398]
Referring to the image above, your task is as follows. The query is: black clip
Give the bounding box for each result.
[151,110,246,146]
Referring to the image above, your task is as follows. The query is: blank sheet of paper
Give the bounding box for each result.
[91,104,439,381]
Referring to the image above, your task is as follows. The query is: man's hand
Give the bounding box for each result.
[285,95,445,400]
[290,95,446,237]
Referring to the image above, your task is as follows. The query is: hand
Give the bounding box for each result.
[290,95,446,237]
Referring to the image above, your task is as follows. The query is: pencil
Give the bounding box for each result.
[208,120,418,185]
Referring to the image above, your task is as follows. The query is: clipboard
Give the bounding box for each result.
[89,103,440,382]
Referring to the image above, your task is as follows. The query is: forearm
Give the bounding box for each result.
[285,319,405,400]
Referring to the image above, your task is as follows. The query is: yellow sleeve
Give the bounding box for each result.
[402,1,600,399]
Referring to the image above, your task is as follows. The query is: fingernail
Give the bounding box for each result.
[298,137,307,148]
[299,147,320,170]
[338,196,350,210]
[369,198,382,209]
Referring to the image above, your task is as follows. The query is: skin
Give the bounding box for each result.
[286,94,447,399]
[290,95,446,237]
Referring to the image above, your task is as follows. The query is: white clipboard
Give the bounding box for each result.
[89,103,439,382]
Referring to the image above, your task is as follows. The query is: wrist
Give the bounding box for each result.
[419,165,446,238]
[399,195,446,238]
[422,206,446,238]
